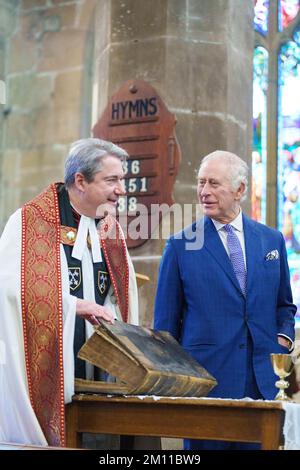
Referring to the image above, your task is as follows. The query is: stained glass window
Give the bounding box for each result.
[253,1,300,324]
[252,47,268,222]
[279,0,300,30]
[254,0,269,35]
[278,27,300,314]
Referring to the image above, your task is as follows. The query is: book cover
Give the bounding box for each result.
[76,320,217,397]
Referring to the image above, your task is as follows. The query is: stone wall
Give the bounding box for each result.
[93,0,253,326]
[0,0,97,224]
[0,0,19,219]
[0,0,254,327]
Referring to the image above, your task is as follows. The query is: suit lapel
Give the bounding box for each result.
[243,213,261,295]
[203,217,242,294]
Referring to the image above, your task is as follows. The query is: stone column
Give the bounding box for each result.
[0,0,253,325]
[92,0,254,326]
[0,0,97,227]
[0,0,19,226]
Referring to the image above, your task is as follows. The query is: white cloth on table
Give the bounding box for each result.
[283,402,300,450]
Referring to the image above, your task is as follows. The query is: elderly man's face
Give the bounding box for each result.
[197,159,244,224]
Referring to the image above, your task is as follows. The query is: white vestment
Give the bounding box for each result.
[0,209,138,445]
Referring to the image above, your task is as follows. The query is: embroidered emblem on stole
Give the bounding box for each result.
[98,270,109,295]
[68,267,82,291]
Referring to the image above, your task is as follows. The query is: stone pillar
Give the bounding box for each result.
[0,0,253,326]
[92,0,254,326]
[0,0,19,226]
[0,0,97,227]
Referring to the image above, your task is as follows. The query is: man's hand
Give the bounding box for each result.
[278,336,292,350]
[76,298,115,326]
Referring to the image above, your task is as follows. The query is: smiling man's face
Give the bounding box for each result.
[197,159,244,224]
[78,155,125,218]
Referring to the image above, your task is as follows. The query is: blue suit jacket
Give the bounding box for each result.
[154,214,296,399]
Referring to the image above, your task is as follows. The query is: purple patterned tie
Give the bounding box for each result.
[223,224,246,296]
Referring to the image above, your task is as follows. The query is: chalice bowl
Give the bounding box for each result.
[270,353,294,401]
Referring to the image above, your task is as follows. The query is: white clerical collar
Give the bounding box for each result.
[211,210,244,233]
[72,213,102,263]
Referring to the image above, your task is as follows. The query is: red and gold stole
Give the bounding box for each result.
[21,183,129,446]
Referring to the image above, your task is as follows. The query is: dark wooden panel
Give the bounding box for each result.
[93,79,181,248]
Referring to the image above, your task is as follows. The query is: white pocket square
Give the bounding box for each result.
[265,249,279,261]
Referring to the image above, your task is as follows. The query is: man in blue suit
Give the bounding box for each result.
[154,150,296,450]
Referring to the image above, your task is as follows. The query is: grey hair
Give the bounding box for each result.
[198,150,249,202]
[64,138,128,188]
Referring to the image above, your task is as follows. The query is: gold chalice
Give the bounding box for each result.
[270,353,294,401]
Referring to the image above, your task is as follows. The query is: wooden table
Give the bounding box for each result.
[65,395,285,450]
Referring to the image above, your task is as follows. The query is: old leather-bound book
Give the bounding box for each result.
[76,320,217,397]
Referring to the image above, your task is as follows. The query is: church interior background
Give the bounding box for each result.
[0,0,299,339]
